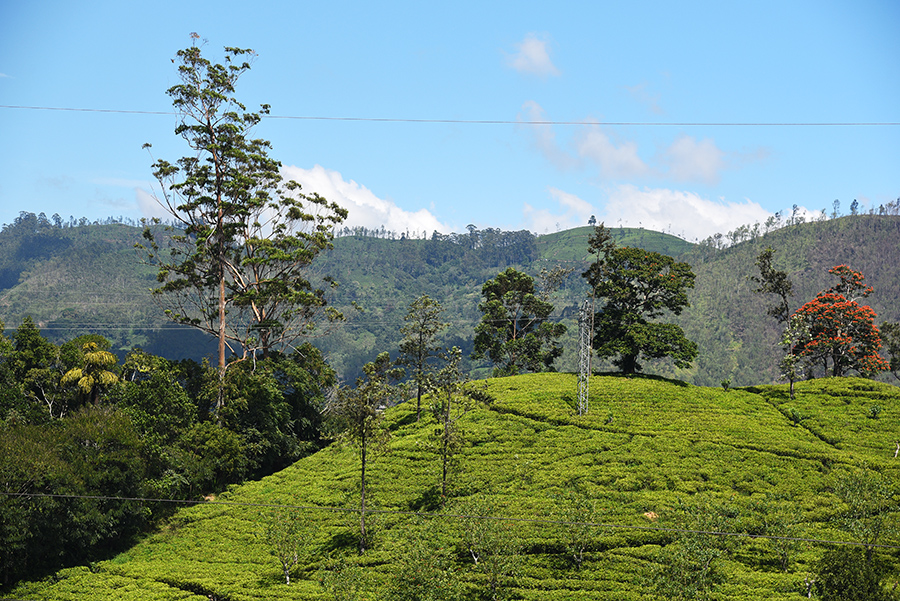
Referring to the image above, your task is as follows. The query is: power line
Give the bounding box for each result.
[1,105,898,127]
[2,491,894,551]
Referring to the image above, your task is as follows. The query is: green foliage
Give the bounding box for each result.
[5,212,900,387]
[60,341,119,405]
[9,373,900,600]
[0,320,338,589]
[454,494,522,601]
[472,267,566,376]
[584,226,698,374]
[328,352,405,553]
[320,558,368,601]
[778,314,810,399]
[0,406,149,587]
[399,295,448,420]
[749,246,794,324]
[746,494,804,572]
[815,548,897,601]
[653,496,738,600]
[428,347,474,501]
[680,215,900,386]
[556,490,604,570]
[831,467,897,558]
[139,42,346,412]
[10,317,71,420]
[881,321,900,381]
[0,219,194,361]
[262,508,312,584]
[386,519,461,601]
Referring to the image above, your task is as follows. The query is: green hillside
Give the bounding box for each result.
[534,226,694,264]
[0,218,214,360]
[675,215,900,386]
[317,216,900,386]
[12,374,899,600]
[2,214,899,387]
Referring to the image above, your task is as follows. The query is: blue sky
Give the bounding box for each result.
[1,0,898,241]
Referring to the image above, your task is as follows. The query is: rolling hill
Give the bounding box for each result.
[10,374,900,600]
[1,214,898,387]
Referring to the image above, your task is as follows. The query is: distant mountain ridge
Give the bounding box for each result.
[1,213,898,386]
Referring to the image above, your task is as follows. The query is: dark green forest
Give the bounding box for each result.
[0,319,334,586]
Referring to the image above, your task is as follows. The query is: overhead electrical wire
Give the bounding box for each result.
[1,104,898,127]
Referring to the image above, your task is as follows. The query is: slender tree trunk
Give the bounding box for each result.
[214,137,227,424]
[441,426,449,498]
[416,382,422,422]
[359,433,367,554]
[217,273,227,423]
[261,328,270,360]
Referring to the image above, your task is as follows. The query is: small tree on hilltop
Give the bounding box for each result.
[472,267,566,376]
[263,508,311,585]
[455,495,522,601]
[749,246,794,325]
[398,295,447,421]
[791,265,888,378]
[429,347,474,501]
[582,225,697,374]
[779,315,809,399]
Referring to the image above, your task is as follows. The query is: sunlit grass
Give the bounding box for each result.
[12,374,900,600]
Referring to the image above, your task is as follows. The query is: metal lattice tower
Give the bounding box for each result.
[577,299,592,416]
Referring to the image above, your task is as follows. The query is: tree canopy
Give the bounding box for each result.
[790,265,888,377]
[140,42,346,414]
[472,267,566,377]
[583,225,697,374]
[327,352,404,552]
[749,246,794,324]
[398,295,447,421]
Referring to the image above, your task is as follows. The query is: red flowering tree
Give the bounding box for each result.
[791,266,888,377]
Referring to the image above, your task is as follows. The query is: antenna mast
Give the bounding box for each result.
[577,298,592,415]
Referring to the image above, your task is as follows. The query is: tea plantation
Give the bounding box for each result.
[9,374,900,600]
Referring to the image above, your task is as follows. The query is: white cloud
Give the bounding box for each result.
[517,101,578,170]
[624,82,663,115]
[662,135,725,185]
[576,125,649,179]
[134,166,450,236]
[522,188,596,233]
[550,187,593,217]
[602,184,773,241]
[136,187,170,220]
[282,165,450,236]
[505,33,560,77]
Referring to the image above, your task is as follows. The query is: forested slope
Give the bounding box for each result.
[676,215,900,386]
[318,216,900,386]
[0,215,213,360]
[1,212,898,386]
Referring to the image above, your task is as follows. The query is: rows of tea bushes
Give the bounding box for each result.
[9,374,900,600]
